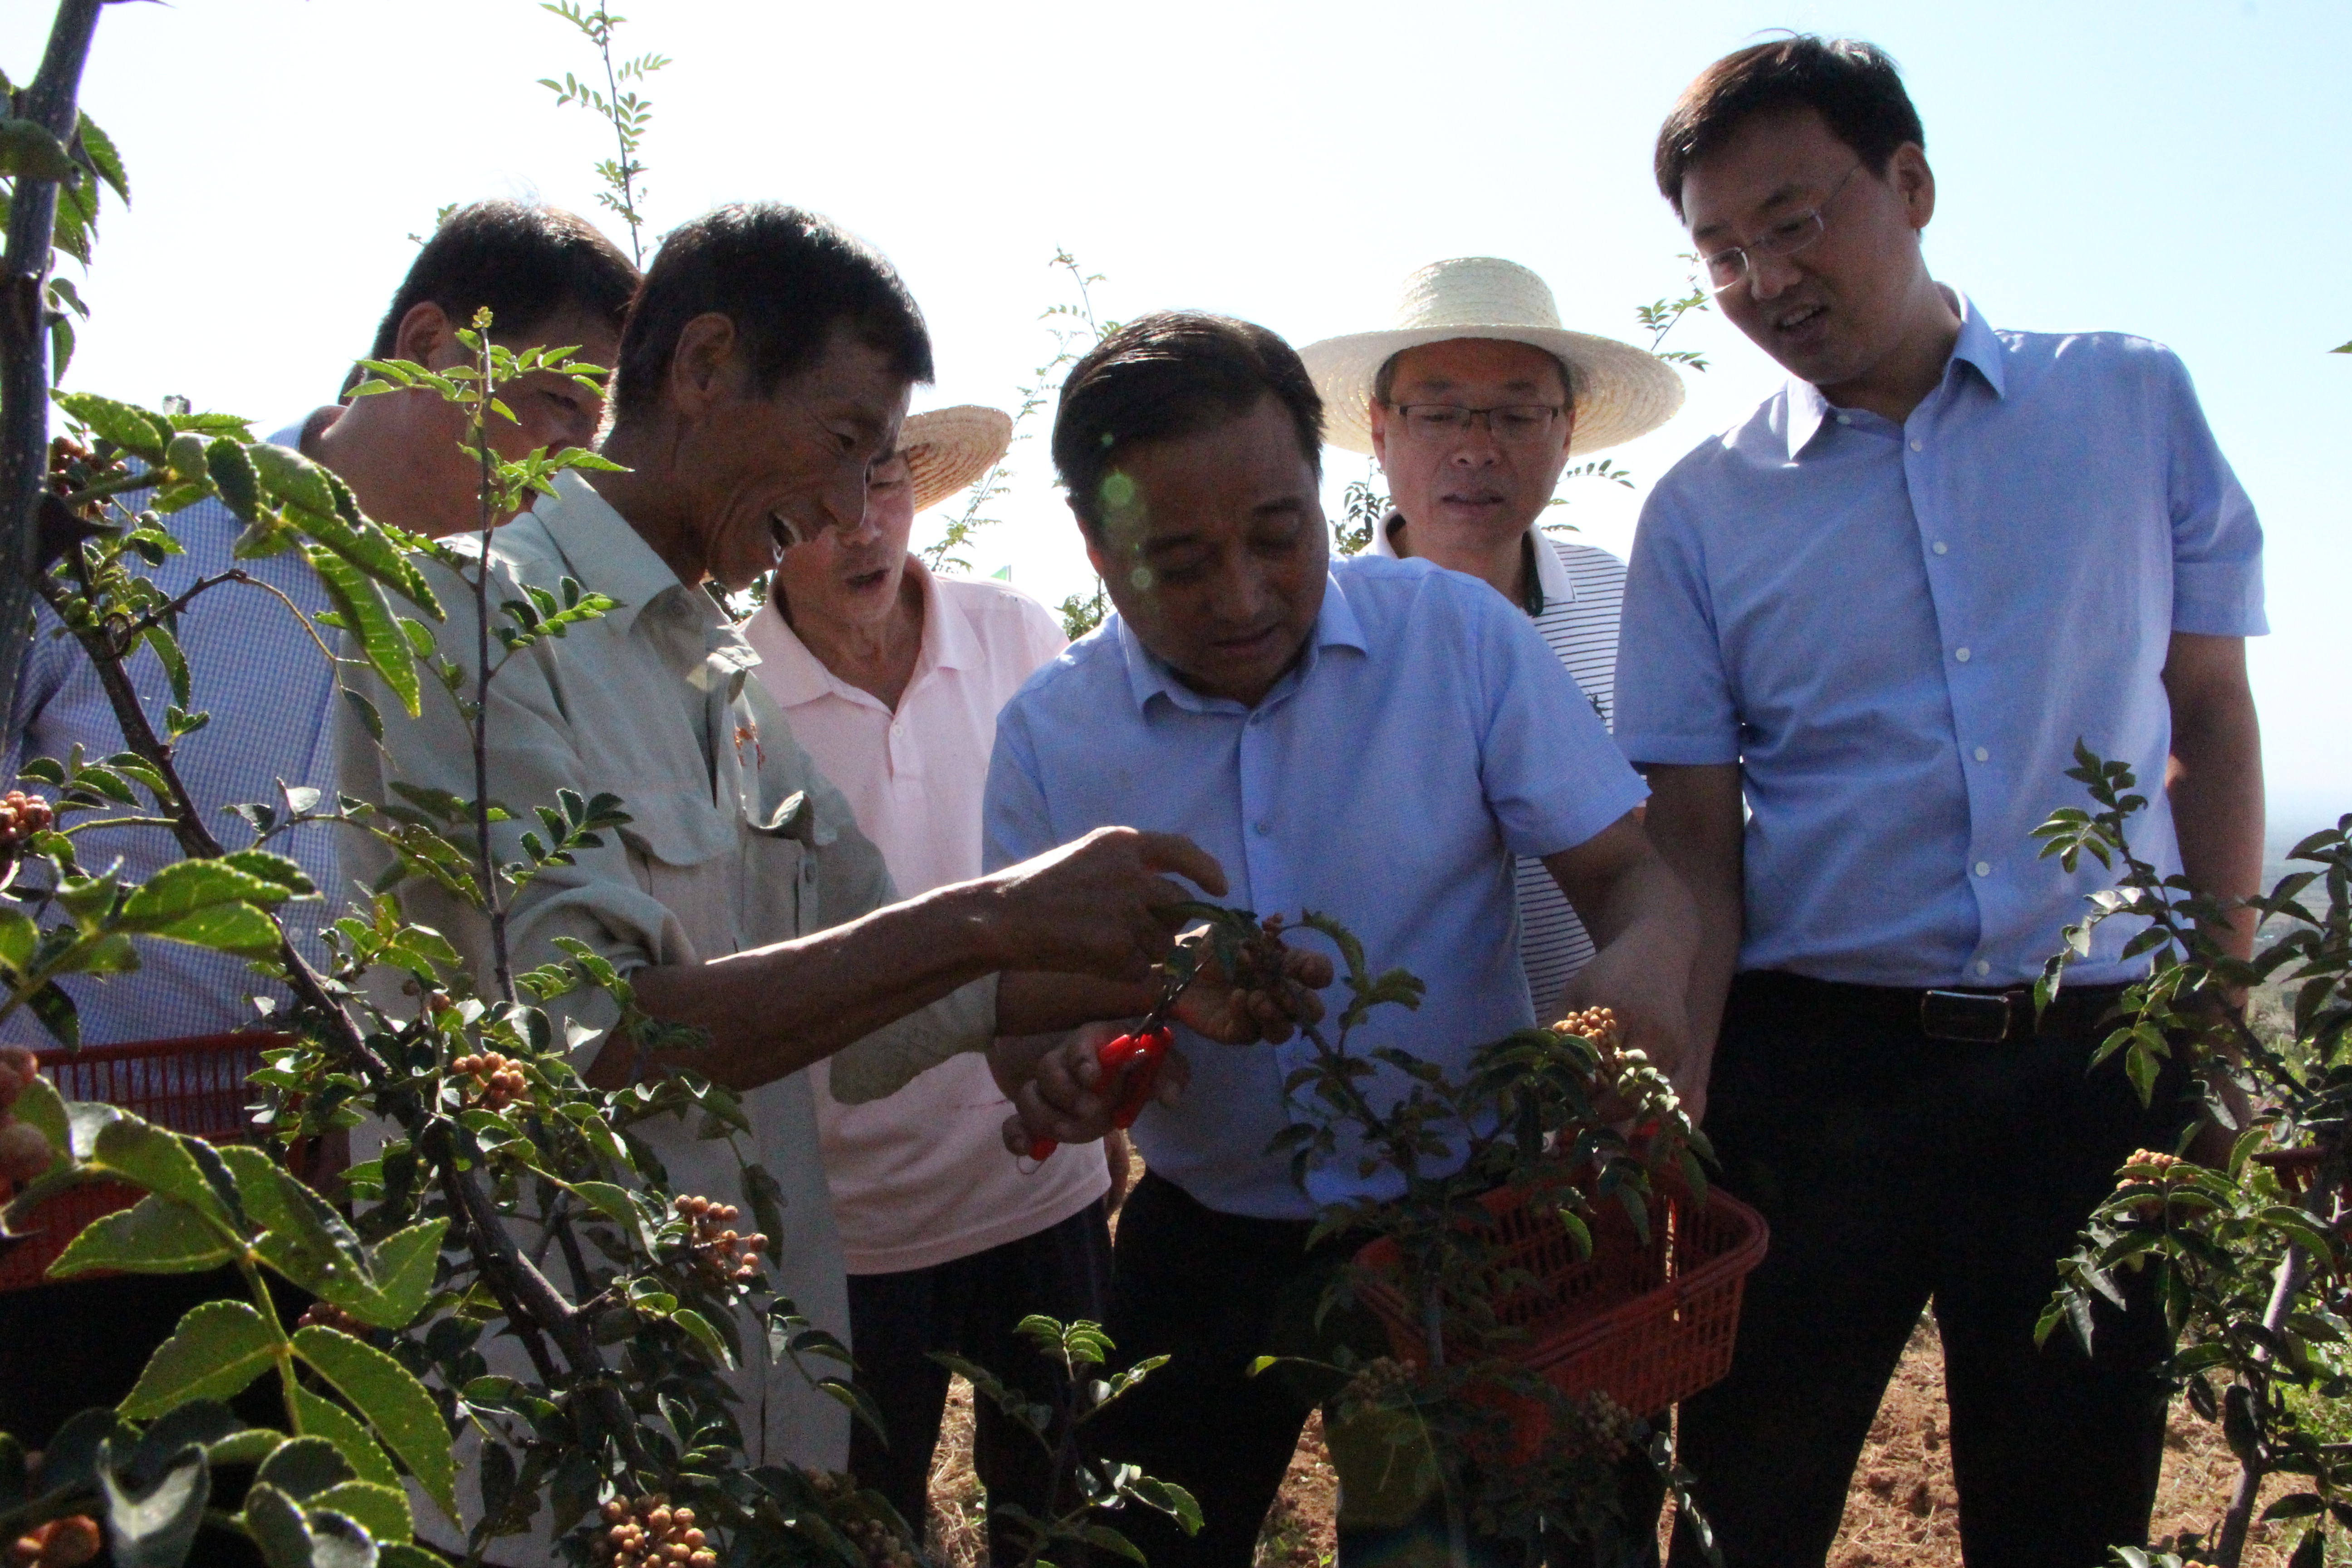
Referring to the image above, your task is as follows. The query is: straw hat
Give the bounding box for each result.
[900,405,1014,513]
[1299,257,1686,457]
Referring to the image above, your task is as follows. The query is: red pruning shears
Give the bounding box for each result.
[1025,965,1189,1163]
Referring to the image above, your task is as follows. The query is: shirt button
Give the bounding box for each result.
[1932,541,1949,555]
[1835,413,1852,426]
[1974,746,1989,762]
[1254,820,1271,837]
[1975,960,1992,977]
[1974,861,1991,877]
[1909,438,1924,451]
[1954,647,1971,663]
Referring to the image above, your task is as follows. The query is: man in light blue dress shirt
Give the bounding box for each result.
[1621,39,2266,1568]
[988,312,1697,1568]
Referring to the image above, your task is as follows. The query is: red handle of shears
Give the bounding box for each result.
[1026,1025,1173,1161]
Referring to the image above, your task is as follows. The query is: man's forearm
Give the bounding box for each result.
[2164,632,2264,960]
[1641,764,1745,1064]
[608,878,1010,1091]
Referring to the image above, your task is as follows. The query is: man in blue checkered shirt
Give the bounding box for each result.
[2,201,637,1052]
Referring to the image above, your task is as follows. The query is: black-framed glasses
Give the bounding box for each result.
[1388,403,1565,446]
[1697,161,1863,292]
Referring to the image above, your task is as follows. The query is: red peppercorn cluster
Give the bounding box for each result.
[1551,1006,1624,1056]
[0,1047,55,1192]
[1550,1391,1639,1465]
[450,1051,528,1112]
[0,792,55,856]
[843,1517,917,1568]
[2118,1148,2186,1218]
[1335,1355,1418,1413]
[673,1195,766,1287]
[44,436,94,497]
[593,1496,714,1568]
[8,1515,100,1568]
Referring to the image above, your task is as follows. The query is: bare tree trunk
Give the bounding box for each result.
[0,0,104,730]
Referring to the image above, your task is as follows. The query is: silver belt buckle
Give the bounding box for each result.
[1920,989,2014,1044]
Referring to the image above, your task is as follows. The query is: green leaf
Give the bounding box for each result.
[209,1428,286,1468]
[120,857,295,923]
[241,1483,318,1568]
[206,437,263,524]
[256,1436,356,1501]
[0,118,80,181]
[310,1480,411,1545]
[292,1325,457,1521]
[99,1438,211,1568]
[308,549,419,717]
[221,849,318,897]
[352,1219,447,1330]
[217,1145,372,1301]
[88,1114,230,1222]
[290,1387,400,1491]
[49,1191,236,1276]
[53,390,170,460]
[119,1299,281,1416]
[247,441,341,520]
[75,111,128,201]
[670,1307,733,1369]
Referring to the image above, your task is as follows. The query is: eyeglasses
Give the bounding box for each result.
[1387,403,1565,446]
[1697,162,1863,293]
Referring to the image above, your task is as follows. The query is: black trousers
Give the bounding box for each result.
[1094,1173,1663,1568]
[1666,972,2189,1568]
[846,1197,1112,1562]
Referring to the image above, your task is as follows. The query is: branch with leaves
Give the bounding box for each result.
[538,1,668,265]
[2034,747,2352,1567]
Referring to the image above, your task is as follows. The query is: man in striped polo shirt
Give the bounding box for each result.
[1303,257,1688,1018]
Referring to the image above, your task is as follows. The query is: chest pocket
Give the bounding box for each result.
[620,784,764,957]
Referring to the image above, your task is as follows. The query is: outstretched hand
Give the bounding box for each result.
[1168,918,1333,1044]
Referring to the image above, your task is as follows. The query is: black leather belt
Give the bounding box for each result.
[1735,971,2131,1046]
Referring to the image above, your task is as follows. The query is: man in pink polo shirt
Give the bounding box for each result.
[743,406,1107,1549]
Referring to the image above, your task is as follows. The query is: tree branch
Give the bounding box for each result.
[0,0,105,729]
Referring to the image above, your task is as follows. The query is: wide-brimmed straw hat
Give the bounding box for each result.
[901,405,1014,513]
[1300,257,1686,457]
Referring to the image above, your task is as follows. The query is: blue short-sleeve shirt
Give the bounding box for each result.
[1614,293,2265,989]
[985,554,1647,1219]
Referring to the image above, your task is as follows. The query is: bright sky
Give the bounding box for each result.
[8,0,2347,822]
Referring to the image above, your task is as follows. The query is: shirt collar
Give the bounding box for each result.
[532,469,701,639]
[1783,286,2005,461]
[1372,510,1575,610]
[1112,571,1368,715]
[746,554,971,709]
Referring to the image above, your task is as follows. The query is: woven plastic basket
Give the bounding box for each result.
[0,1032,290,1292]
[1353,1174,1768,1440]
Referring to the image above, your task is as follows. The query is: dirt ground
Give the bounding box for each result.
[921,1313,2298,1568]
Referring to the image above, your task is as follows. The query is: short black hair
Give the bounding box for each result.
[612,203,933,420]
[1654,35,1923,218]
[368,200,640,360]
[1370,343,1574,407]
[1052,311,1323,536]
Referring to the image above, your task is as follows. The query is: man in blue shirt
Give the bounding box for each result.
[1618,38,2266,1568]
[988,311,1697,1567]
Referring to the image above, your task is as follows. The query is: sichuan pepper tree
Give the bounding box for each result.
[2035,744,2352,1568]
[1160,905,1723,1568]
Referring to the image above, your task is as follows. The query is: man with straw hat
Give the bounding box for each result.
[1301,257,1685,1024]
[743,405,1115,1556]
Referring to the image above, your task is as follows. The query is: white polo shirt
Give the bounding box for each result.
[745,559,1110,1274]
[1373,515,1625,1019]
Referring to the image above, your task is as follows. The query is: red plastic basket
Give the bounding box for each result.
[1353,1174,1768,1445]
[0,1032,292,1292]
